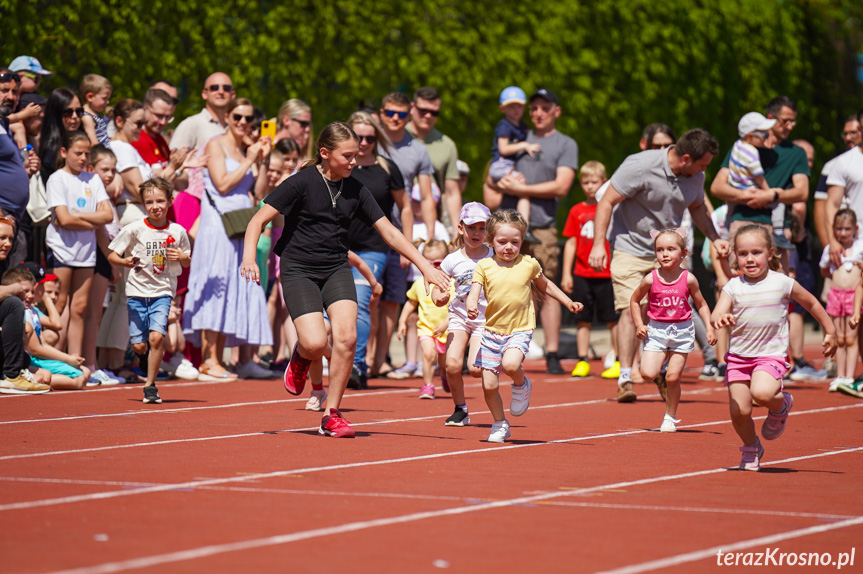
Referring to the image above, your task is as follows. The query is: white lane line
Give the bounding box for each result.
[2,403,860,512]
[43,447,863,574]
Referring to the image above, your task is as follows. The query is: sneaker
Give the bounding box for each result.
[142,385,162,404]
[164,355,199,380]
[305,389,327,411]
[523,230,540,245]
[836,380,863,398]
[789,363,827,382]
[739,439,764,471]
[319,408,355,438]
[440,371,450,393]
[655,372,667,402]
[715,363,727,382]
[236,360,277,380]
[419,384,435,399]
[824,357,837,378]
[510,377,532,416]
[546,353,564,375]
[660,413,680,433]
[283,343,311,395]
[604,349,617,370]
[0,370,51,395]
[85,378,101,387]
[571,360,590,378]
[90,369,122,386]
[616,381,637,403]
[762,392,793,440]
[444,407,470,426]
[829,377,849,392]
[387,362,417,380]
[601,362,621,379]
[487,419,511,443]
[347,365,367,390]
[774,232,795,251]
[698,362,718,381]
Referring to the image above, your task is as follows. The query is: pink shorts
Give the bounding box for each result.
[418,335,446,355]
[725,353,788,388]
[826,287,856,317]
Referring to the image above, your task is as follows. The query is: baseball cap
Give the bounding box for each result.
[17,92,47,112]
[16,261,58,284]
[459,202,491,225]
[529,89,559,105]
[738,112,776,138]
[456,160,470,175]
[8,56,52,77]
[499,86,527,107]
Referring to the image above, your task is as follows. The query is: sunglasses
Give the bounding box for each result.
[414,106,440,117]
[358,135,377,144]
[62,107,85,118]
[0,72,21,83]
[0,214,17,229]
[207,84,233,92]
[383,109,409,119]
[232,113,255,123]
[778,117,797,126]
[291,118,311,129]
[751,131,769,139]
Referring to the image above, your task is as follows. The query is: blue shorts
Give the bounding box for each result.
[474,329,533,374]
[127,296,172,344]
[381,249,409,304]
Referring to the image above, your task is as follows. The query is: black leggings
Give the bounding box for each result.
[280,262,357,320]
[0,297,28,378]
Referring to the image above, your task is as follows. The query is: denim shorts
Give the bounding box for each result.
[127,296,172,344]
[474,329,533,374]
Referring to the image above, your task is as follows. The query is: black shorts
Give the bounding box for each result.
[95,248,112,280]
[570,275,620,324]
[280,261,357,319]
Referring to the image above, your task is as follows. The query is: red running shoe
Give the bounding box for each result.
[283,343,311,396]
[319,408,356,438]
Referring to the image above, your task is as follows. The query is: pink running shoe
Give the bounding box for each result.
[739,439,764,471]
[283,343,311,396]
[419,384,435,399]
[319,408,356,438]
[762,392,793,441]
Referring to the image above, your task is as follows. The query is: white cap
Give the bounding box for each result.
[738,112,776,138]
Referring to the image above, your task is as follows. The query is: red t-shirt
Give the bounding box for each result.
[562,201,611,279]
[132,130,171,170]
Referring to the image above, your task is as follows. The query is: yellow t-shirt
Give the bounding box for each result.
[472,254,542,334]
[406,277,451,343]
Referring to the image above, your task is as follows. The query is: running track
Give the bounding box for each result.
[2,351,861,573]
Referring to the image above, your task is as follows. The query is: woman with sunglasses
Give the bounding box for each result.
[183,98,273,381]
[275,99,313,161]
[38,88,83,186]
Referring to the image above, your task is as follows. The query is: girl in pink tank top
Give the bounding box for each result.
[630,229,716,433]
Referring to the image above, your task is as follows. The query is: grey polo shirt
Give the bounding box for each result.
[170,108,227,151]
[608,147,706,258]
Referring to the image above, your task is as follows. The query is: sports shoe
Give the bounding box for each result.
[774,232,795,251]
[604,349,617,370]
[660,413,680,433]
[283,343,311,395]
[142,385,162,404]
[419,384,435,399]
[487,419,511,443]
[601,361,621,379]
[698,361,718,381]
[523,230,541,245]
[444,407,470,426]
[616,381,637,403]
[762,392,793,440]
[85,378,101,387]
[236,360,277,380]
[164,355,199,380]
[387,361,416,380]
[655,372,667,402]
[571,360,590,378]
[510,377,532,416]
[739,439,764,471]
[440,371,450,393]
[789,363,827,382]
[715,363,727,382]
[91,369,123,385]
[836,380,863,398]
[347,365,367,390]
[0,370,51,394]
[319,408,355,438]
[546,353,564,375]
[829,377,850,392]
[824,357,837,379]
[305,389,327,411]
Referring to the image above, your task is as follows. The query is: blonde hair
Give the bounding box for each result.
[80,74,112,102]
[277,98,314,159]
[732,224,782,272]
[346,111,394,166]
[580,160,607,180]
[300,122,358,171]
[486,209,528,243]
[652,229,687,251]
[423,238,449,259]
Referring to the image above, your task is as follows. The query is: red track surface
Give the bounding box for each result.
[2,348,862,573]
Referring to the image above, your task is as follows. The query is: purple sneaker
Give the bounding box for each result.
[739,439,764,471]
[762,392,793,441]
[283,343,311,396]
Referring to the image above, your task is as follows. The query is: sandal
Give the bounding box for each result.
[198,363,238,381]
[368,362,395,379]
[386,362,417,380]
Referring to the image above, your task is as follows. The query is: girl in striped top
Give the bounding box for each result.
[712,225,836,471]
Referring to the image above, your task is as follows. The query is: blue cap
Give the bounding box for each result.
[8,56,52,76]
[499,86,526,106]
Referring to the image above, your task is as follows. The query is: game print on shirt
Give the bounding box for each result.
[108,219,192,298]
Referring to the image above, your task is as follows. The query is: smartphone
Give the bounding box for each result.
[260,120,276,142]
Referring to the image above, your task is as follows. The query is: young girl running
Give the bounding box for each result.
[630,229,715,433]
[466,209,583,443]
[712,224,836,471]
[432,202,493,426]
[819,209,863,390]
[241,122,450,438]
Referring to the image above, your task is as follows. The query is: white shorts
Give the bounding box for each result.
[448,311,485,336]
[643,319,695,354]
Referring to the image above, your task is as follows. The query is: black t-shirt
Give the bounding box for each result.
[265,166,386,270]
[348,158,404,253]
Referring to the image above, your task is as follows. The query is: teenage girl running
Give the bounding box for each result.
[629,229,715,433]
[241,122,450,438]
[712,224,835,471]
[466,209,583,443]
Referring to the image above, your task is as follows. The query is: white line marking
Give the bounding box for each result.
[43,446,863,574]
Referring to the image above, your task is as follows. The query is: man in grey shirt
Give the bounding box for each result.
[589,129,729,402]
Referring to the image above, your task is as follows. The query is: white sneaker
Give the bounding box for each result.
[604,349,617,370]
[305,389,327,411]
[90,369,122,386]
[488,419,511,443]
[172,357,199,380]
[660,414,680,433]
[526,340,544,360]
[236,360,277,380]
[510,377,532,416]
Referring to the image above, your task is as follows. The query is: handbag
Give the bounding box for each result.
[204,189,257,240]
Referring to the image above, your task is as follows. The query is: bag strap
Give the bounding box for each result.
[203,186,222,215]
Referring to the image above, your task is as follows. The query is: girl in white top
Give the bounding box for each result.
[712,224,835,471]
[45,130,113,359]
[431,202,493,427]
[819,208,863,389]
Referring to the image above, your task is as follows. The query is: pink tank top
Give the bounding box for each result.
[646,269,692,323]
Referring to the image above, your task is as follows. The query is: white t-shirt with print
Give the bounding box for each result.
[108,219,191,298]
[441,246,493,320]
[45,170,110,266]
[111,140,154,203]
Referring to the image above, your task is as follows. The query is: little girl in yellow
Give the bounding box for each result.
[467,210,583,443]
